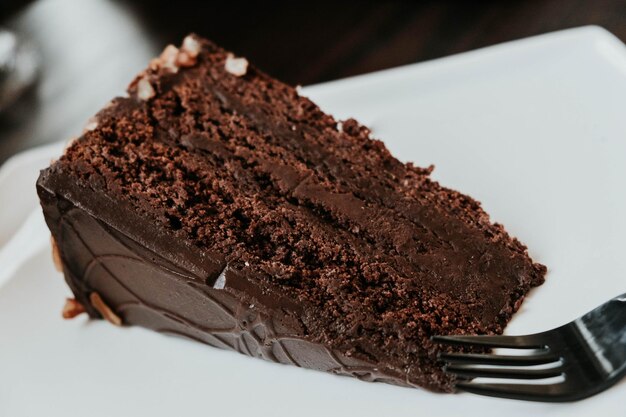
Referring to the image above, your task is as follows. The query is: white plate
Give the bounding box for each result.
[1,26,625,417]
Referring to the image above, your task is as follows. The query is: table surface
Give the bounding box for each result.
[2,0,626,162]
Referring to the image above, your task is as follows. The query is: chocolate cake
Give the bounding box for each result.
[37,35,546,392]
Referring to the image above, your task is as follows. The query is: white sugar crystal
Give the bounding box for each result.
[160,45,180,72]
[137,77,155,101]
[225,53,248,77]
[181,35,201,58]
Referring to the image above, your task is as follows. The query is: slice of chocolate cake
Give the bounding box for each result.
[37,35,546,392]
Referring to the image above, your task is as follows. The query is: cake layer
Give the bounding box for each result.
[37,35,546,392]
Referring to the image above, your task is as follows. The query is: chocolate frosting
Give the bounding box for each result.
[38,171,425,388]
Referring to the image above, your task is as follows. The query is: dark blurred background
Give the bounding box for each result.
[1,0,626,162]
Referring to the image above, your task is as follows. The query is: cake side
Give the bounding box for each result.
[37,34,546,392]
[37,168,455,390]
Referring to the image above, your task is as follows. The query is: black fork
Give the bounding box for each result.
[432,293,626,402]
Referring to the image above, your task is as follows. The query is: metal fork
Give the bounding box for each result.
[432,293,626,402]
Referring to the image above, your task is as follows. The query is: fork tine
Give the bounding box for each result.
[444,364,564,380]
[431,334,544,349]
[455,381,569,402]
[439,351,558,366]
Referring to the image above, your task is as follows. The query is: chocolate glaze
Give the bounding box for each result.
[38,170,426,388]
[37,35,546,392]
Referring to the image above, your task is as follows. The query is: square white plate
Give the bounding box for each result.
[1,26,625,416]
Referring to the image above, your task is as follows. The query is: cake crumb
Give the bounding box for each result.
[62,298,86,319]
[90,292,122,326]
[137,77,155,101]
[51,236,63,272]
[225,53,248,77]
